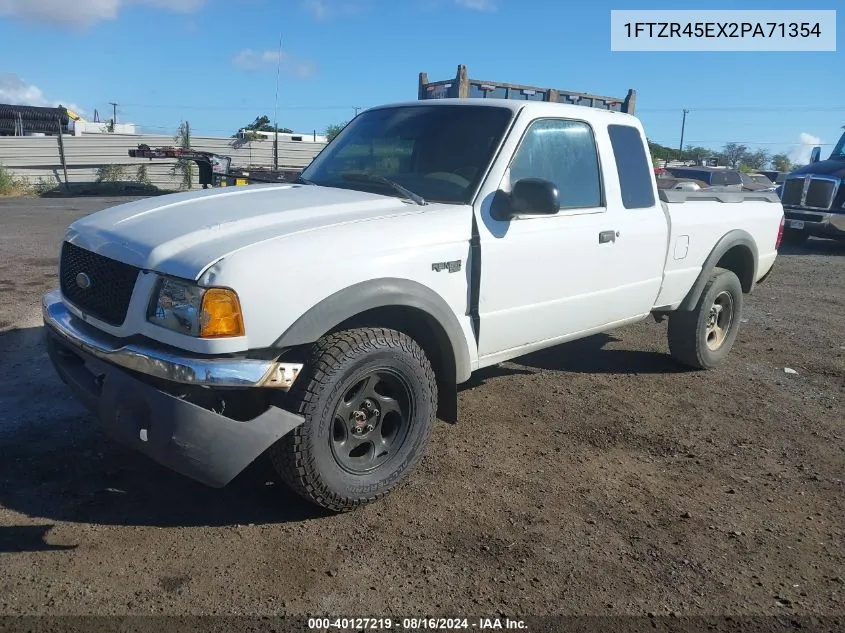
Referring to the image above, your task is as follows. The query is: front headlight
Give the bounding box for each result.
[148,278,245,338]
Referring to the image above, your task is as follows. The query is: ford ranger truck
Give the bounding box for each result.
[779,128,845,245]
[42,99,784,512]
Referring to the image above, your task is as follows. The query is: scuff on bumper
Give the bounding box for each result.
[42,294,305,488]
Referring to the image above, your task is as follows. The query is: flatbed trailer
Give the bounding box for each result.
[128,145,301,188]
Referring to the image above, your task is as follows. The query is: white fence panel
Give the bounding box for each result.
[0,133,326,190]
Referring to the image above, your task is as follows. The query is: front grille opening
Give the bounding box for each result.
[805,180,836,210]
[59,242,140,326]
[781,179,803,206]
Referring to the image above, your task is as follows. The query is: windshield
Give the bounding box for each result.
[300,104,514,204]
[830,130,845,159]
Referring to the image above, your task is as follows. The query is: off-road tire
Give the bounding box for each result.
[668,267,743,370]
[269,328,438,512]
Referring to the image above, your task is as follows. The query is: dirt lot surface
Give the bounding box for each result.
[0,197,843,624]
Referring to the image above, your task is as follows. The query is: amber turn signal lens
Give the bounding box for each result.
[199,288,245,338]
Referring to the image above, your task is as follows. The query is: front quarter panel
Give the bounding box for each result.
[199,204,477,366]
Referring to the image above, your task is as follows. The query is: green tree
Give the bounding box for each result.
[743,148,770,170]
[771,153,792,172]
[721,142,749,169]
[325,122,347,142]
[172,121,194,190]
[647,139,677,164]
[136,164,152,186]
[233,115,292,138]
[682,145,713,163]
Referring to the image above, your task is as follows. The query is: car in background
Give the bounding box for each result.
[664,166,743,191]
[740,172,778,192]
[762,170,788,185]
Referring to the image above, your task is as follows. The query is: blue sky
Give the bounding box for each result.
[0,0,842,163]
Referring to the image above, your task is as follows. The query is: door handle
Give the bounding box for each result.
[599,230,618,244]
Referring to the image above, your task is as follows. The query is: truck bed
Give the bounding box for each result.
[654,190,783,310]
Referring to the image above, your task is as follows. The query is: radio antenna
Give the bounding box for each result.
[273,32,282,170]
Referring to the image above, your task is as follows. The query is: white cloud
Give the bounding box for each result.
[231,49,317,78]
[788,132,823,165]
[303,0,365,19]
[232,49,282,70]
[0,0,206,28]
[0,73,83,114]
[456,0,496,10]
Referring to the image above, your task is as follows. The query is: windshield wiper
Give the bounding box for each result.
[294,175,316,185]
[341,171,427,206]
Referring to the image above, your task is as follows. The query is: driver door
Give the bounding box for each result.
[475,117,655,362]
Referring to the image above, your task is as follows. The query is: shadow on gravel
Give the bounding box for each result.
[517,333,687,375]
[0,525,77,553]
[779,238,845,257]
[0,327,685,530]
[0,326,331,529]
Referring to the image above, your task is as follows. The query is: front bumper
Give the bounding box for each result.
[42,290,305,488]
[783,208,845,240]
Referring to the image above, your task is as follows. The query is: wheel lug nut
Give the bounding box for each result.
[366,425,374,432]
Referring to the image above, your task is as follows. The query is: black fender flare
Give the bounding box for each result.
[677,229,758,311]
[272,278,473,383]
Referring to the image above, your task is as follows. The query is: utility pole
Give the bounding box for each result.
[109,102,118,124]
[353,106,362,117]
[679,108,689,159]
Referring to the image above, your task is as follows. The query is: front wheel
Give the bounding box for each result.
[269,328,438,512]
[668,267,743,370]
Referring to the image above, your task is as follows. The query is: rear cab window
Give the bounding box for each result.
[607,124,656,209]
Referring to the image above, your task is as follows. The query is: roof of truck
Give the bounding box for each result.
[365,98,640,125]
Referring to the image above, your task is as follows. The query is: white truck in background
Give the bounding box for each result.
[43,98,784,512]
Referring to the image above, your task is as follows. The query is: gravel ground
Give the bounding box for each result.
[0,197,842,623]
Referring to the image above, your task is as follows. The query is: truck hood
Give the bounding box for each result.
[790,158,845,179]
[66,184,426,279]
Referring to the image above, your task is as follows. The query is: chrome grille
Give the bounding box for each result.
[780,178,803,206]
[59,242,140,326]
[781,175,840,211]
[805,179,836,210]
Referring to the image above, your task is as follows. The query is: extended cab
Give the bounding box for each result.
[42,99,784,511]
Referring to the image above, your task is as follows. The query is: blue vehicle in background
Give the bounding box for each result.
[779,127,845,245]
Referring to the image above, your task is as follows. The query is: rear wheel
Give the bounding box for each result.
[269,328,437,512]
[668,267,743,370]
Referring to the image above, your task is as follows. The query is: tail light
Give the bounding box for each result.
[775,215,784,249]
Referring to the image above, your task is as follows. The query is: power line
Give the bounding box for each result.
[120,103,363,111]
[639,106,845,113]
[657,140,834,146]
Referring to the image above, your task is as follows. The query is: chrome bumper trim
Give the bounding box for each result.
[42,289,300,389]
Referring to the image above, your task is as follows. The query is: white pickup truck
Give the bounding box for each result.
[43,99,784,511]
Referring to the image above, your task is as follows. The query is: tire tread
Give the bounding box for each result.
[668,267,743,370]
[269,327,437,512]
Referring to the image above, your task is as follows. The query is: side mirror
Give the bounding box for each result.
[809,146,821,163]
[494,178,559,220]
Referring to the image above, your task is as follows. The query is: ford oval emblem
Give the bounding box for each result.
[75,272,92,289]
